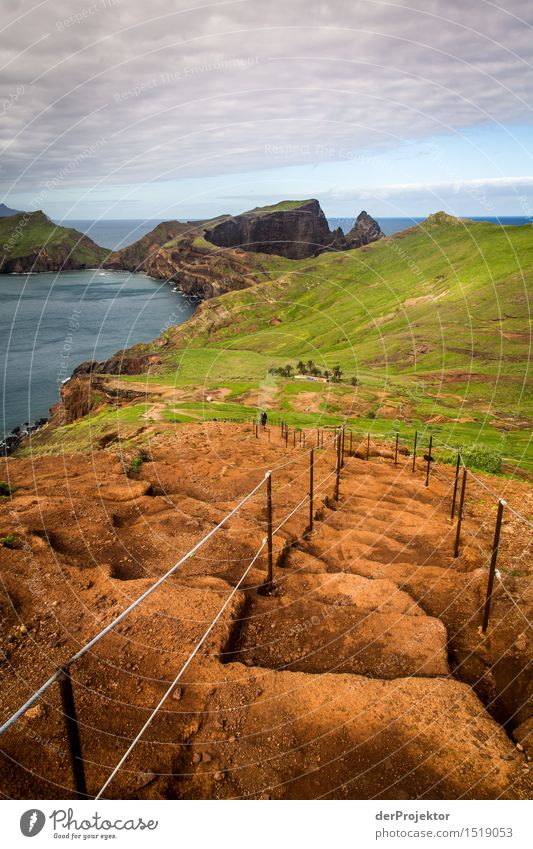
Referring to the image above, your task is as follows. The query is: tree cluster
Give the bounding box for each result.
[268,361,359,386]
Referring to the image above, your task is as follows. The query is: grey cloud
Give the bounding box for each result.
[1,0,533,200]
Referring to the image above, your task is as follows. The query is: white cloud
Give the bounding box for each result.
[333,176,533,200]
[1,0,533,206]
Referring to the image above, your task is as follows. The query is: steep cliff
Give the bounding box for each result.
[106,224,268,299]
[204,199,384,257]
[204,199,335,259]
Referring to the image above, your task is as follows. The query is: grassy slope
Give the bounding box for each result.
[148,215,532,470]
[243,199,313,215]
[0,211,106,264]
[28,215,533,473]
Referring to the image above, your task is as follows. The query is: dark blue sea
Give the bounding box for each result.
[0,270,194,436]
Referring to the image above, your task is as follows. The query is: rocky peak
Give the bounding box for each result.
[345,210,385,247]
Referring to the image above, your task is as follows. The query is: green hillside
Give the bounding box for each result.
[121,213,531,471]
[0,210,107,271]
[28,213,532,474]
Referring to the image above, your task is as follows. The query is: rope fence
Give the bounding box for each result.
[0,417,530,798]
[0,422,342,799]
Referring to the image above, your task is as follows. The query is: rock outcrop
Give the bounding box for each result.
[345,210,385,247]
[204,199,384,258]
[204,199,334,259]
[104,199,384,299]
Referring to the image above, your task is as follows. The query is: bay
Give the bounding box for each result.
[0,270,194,437]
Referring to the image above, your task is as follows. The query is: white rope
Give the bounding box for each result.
[268,430,337,472]
[0,427,340,741]
[94,539,267,799]
[273,492,310,534]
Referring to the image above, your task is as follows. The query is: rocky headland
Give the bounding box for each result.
[104,199,384,297]
[0,211,108,273]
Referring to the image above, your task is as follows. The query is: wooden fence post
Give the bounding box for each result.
[453,468,468,558]
[425,435,433,487]
[58,667,87,799]
[451,452,461,521]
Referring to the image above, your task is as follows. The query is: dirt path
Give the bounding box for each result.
[0,424,530,799]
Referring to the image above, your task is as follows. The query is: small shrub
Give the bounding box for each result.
[0,535,17,548]
[462,447,502,475]
[435,444,502,475]
[0,482,13,497]
[129,456,143,473]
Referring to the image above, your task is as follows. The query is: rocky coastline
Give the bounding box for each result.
[0,417,49,456]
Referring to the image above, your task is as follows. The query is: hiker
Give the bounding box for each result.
[260,410,267,428]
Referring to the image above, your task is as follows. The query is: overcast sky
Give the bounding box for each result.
[1,0,533,219]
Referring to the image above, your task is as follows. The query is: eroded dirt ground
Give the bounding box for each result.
[0,422,531,799]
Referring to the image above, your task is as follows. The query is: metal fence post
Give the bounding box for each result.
[366,433,370,461]
[317,427,320,448]
[412,430,418,472]
[451,452,461,521]
[266,472,273,588]
[394,432,399,466]
[340,427,345,468]
[453,468,468,558]
[309,448,314,533]
[58,666,87,799]
[285,429,288,448]
[293,429,296,448]
[425,435,433,487]
[481,500,505,633]
[349,430,353,456]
